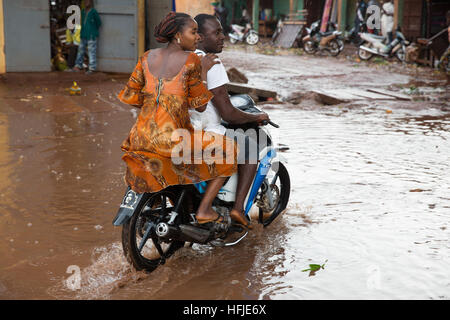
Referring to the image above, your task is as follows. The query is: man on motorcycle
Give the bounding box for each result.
[192,13,270,229]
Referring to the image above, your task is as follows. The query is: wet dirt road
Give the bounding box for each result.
[0,47,449,299]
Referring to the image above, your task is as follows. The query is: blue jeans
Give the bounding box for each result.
[74,38,98,71]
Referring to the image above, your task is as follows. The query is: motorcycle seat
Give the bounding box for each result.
[320,31,334,37]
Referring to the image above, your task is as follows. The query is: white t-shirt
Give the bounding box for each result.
[189,49,229,135]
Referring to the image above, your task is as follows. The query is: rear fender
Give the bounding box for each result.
[112,187,147,226]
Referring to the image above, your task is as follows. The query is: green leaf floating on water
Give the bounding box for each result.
[302,260,328,275]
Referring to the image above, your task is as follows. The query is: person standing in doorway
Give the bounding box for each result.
[65,22,81,69]
[72,0,101,74]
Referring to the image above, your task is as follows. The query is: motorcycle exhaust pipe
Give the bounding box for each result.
[360,45,388,57]
[179,224,211,244]
[155,222,212,244]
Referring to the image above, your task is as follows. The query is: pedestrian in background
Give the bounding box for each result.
[351,0,367,44]
[356,0,368,32]
[381,0,394,43]
[72,0,101,74]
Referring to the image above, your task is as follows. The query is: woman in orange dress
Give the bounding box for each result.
[117,12,237,226]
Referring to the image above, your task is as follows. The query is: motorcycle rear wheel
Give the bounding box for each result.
[257,162,290,227]
[229,36,237,44]
[395,47,406,62]
[121,191,185,272]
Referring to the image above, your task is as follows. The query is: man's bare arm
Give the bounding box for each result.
[210,85,269,124]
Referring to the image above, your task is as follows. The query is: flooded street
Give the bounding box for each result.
[0,47,449,299]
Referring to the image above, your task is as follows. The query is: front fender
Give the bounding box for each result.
[273,153,288,165]
[112,187,147,226]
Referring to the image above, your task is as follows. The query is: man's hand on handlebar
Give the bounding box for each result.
[255,112,270,125]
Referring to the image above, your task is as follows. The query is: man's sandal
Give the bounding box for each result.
[196,212,226,226]
[230,210,253,230]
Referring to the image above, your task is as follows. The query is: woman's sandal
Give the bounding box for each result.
[230,210,253,230]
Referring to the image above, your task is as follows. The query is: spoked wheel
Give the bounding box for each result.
[303,40,316,54]
[256,162,290,227]
[121,191,185,272]
[328,39,341,56]
[395,46,406,62]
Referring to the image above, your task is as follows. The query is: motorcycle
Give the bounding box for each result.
[113,94,291,272]
[358,27,410,62]
[302,20,343,56]
[229,23,259,45]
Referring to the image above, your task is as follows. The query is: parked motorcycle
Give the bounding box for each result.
[229,23,259,45]
[358,27,410,62]
[113,94,290,272]
[302,20,343,56]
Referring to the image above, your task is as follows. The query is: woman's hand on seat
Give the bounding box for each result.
[201,53,220,72]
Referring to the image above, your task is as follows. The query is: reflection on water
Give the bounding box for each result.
[0,99,449,299]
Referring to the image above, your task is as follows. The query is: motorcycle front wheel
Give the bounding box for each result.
[257,162,290,227]
[121,190,185,272]
[246,31,259,45]
[303,40,316,54]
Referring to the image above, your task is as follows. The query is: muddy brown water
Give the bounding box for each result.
[0,50,449,299]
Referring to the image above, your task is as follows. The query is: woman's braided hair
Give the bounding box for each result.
[154,12,192,43]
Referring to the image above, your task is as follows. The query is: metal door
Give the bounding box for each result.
[96,0,139,72]
[3,0,51,72]
[147,0,172,49]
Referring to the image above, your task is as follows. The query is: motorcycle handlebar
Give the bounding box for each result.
[261,120,280,128]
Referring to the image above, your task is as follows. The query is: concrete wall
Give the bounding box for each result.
[273,0,304,19]
[0,0,4,74]
[175,0,214,18]
[147,0,173,49]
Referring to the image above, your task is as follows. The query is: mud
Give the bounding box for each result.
[0,46,449,299]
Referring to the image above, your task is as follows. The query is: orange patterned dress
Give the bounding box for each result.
[118,50,238,193]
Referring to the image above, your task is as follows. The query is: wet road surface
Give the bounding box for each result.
[0,48,449,299]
